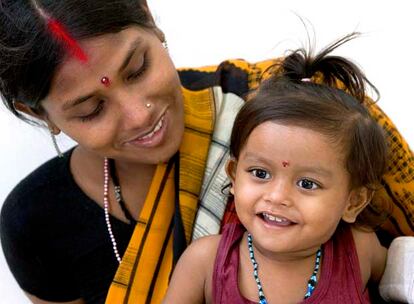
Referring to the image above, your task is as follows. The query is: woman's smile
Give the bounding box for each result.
[125,114,167,148]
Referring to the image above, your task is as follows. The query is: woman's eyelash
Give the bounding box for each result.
[80,100,104,122]
[128,56,149,80]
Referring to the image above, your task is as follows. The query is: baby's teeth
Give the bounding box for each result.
[263,212,287,223]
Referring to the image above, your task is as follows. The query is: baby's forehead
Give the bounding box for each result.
[242,122,347,163]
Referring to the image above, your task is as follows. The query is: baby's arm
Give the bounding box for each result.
[353,228,414,303]
[352,228,387,285]
[162,234,221,304]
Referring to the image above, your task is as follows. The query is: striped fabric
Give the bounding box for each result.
[105,81,219,303]
[105,59,413,303]
[366,103,414,237]
[105,158,176,304]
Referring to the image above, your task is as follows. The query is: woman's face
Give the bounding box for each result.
[42,26,184,164]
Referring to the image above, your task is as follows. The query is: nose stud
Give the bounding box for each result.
[145,103,152,108]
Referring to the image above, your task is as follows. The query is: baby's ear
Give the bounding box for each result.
[225,159,237,195]
[342,187,373,223]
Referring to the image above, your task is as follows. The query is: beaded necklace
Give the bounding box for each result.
[103,154,187,264]
[103,158,122,263]
[108,158,137,225]
[247,233,322,304]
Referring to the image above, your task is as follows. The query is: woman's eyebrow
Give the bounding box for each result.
[62,94,94,111]
[118,38,143,73]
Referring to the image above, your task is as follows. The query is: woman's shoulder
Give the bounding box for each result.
[1,148,78,231]
[177,58,282,74]
[178,58,282,94]
[3,148,73,201]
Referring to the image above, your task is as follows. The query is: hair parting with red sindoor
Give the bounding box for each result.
[0,0,154,120]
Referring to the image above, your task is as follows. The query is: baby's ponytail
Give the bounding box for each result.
[281,32,378,103]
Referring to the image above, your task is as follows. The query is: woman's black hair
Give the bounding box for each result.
[230,32,389,228]
[0,0,154,120]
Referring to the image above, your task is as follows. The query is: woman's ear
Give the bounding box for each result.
[13,101,44,121]
[225,158,237,195]
[342,187,374,223]
[13,101,61,134]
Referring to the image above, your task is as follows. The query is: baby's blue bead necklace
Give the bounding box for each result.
[247,233,322,304]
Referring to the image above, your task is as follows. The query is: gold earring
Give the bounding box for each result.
[49,128,63,158]
[162,40,168,50]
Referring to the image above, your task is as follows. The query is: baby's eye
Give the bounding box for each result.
[250,169,271,180]
[297,179,319,190]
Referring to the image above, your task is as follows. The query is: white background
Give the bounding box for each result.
[1,1,413,303]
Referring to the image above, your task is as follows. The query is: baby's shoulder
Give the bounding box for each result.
[178,234,222,285]
[186,234,222,262]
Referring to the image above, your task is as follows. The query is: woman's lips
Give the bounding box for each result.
[126,115,167,148]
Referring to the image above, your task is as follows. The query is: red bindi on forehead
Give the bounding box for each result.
[100,76,111,87]
[282,161,290,168]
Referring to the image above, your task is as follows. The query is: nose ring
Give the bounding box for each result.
[145,103,152,109]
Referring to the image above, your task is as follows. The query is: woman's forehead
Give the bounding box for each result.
[48,27,149,98]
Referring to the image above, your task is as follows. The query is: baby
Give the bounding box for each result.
[163,33,409,303]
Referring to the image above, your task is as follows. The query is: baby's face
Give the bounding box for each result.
[231,121,357,258]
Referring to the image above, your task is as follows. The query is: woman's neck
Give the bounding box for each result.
[70,146,157,221]
[71,146,157,182]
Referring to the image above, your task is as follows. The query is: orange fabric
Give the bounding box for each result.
[106,86,215,303]
[105,161,175,303]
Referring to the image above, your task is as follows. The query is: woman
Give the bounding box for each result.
[0,1,412,303]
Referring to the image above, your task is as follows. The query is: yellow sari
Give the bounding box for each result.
[105,85,217,303]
